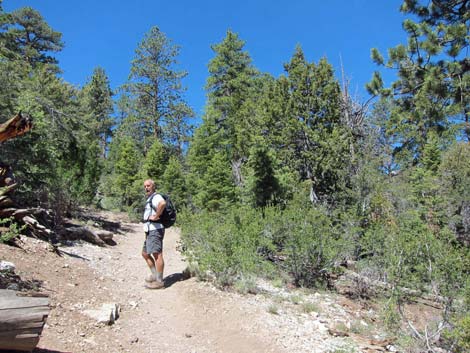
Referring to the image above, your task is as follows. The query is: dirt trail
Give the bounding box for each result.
[5,216,285,353]
[94,222,284,353]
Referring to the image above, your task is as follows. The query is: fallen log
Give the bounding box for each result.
[21,215,53,240]
[0,207,16,218]
[94,229,114,242]
[61,226,105,246]
[0,196,14,208]
[0,183,17,197]
[333,269,446,309]
[0,289,49,352]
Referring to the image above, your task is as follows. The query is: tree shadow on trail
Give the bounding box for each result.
[163,271,191,288]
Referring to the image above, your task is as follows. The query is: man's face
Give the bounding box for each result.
[144,181,154,196]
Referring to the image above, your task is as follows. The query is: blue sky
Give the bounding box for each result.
[4,0,407,118]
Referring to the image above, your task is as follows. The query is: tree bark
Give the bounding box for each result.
[0,290,49,352]
[60,226,106,246]
[0,112,33,143]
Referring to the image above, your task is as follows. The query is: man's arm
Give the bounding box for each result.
[148,198,166,221]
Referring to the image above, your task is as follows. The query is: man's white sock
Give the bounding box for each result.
[156,272,163,282]
[150,266,157,280]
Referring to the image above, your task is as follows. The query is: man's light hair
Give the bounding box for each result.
[144,179,156,190]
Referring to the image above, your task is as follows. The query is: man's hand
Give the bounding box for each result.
[148,214,160,221]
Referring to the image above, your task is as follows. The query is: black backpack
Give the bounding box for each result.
[148,193,177,228]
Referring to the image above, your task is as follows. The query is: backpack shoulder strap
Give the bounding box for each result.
[147,193,156,211]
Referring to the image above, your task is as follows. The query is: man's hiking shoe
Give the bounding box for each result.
[145,280,164,289]
[145,274,156,283]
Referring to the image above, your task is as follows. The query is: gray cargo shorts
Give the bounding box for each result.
[143,228,165,254]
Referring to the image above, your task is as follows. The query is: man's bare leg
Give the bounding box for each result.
[153,252,164,282]
[142,251,158,281]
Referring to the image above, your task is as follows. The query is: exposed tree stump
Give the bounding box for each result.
[0,289,49,352]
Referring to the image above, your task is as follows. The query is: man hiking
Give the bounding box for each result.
[142,179,166,289]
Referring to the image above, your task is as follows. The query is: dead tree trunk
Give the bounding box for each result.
[0,289,50,352]
[0,112,107,244]
[0,112,52,240]
[0,112,33,143]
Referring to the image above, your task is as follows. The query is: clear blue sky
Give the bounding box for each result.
[4,0,407,118]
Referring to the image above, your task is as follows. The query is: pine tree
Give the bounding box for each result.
[188,31,262,210]
[81,67,114,158]
[112,136,141,207]
[367,0,470,164]
[125,26,193,153]
[0,3,95,210]
[192,151,236,211]
[0,6,63,67]
[142,139,166,182]
[205,30,259,187]
[246,144,279,208]
[161,156,187,210]
[281,46,350,204]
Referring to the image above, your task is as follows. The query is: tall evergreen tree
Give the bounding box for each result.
[112,136,141,207]
[205,30,259,187]
[0,5,62,117]
[142,139,166,182]
[246,144,279,208]
[188,30,261,210]
[367,0,470,165]
[0,6,63,67]
[281,46,351,204]
[161,155,187,210]
[125,26,193,153]
[0,4,94,210]
[81,67,114,158]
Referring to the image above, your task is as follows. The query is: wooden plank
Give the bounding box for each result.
[0,289,18,297]
[0,289,49,299]
[0,296,49,310]
[0,289,49,352]
[0,327,42,338]
[0,336,40,351]
[0,306,49,320]
[0,320,44,331]
[0,316,48,330]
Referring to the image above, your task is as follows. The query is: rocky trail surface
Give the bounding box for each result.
[0,211,411,353]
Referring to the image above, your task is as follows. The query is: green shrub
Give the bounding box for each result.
[289,294,302,305]
[233,276,259,294]
[301,301,318,314]
[443,315,470,352]
[267,303,279,315]
[181,197,350,289]
[0,218,25,243]
[269,203,343,287]
[180,205,274,285]
[380,296,401,332]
